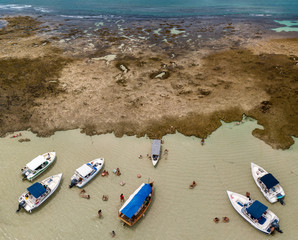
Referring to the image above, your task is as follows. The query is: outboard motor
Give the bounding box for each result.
[69,179,78,188]
[276,193,285,205]
[16,200,26,213]
[271,220,283,233]
[278,198,285,205]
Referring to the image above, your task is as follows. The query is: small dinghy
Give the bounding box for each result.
[69,158,104,188]
[17,173,63,213]
[227,191,282,234]
[119,182,154,226]
[21,152,56,181]
[251,163,285,205]
[151,140,161,167]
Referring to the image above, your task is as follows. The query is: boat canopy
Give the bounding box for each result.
[260,173,279,189]
[27,182,46,198]
[152,140,161,155]
[119,183,152,219]
[76,164,93,177]
[26,155,45,170]
[246,200,268,219]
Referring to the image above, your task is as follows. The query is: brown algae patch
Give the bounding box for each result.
[202,49,298,149]
[0,57,72,136]
[0,16,297,150]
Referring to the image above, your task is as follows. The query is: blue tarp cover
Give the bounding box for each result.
[260,173,279,189]
[246,200,268,219]
[27,182,46,198]
[121,184,152,219]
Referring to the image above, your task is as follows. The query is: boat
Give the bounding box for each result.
[251,163,285,205]
[151,140,161,167]
[118,182,154,226]
[69,158,104,188]
[226,191,282,234]
[16,173,63,213]
[21,152,56,181]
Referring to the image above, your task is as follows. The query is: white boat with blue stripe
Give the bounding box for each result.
[227,191,282,234]
[251,162,285,205]
[17,173,63,213]
[69,158,104,188]
[119,182,154,226]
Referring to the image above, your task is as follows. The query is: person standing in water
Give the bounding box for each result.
[120,194,124,202]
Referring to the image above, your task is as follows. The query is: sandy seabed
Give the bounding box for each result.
[0,16,297,149]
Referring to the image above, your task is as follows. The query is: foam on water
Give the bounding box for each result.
[1,118,297,239]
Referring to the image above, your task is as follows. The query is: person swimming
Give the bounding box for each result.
[189,181,197,189]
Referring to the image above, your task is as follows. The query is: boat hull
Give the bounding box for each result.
[18,173,62,213]
[22,152,56,181]
[70,158,104,188]
[251,163,285,203]
[227,190,279,234]
[118,182,154,226]
[151,140,161,167]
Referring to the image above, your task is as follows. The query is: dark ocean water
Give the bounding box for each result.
[0,0,298,18]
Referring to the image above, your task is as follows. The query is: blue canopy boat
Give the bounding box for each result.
[17,173,63,213]
[119,182,154,226]
[251,163,285,204]
[227,191,282,234]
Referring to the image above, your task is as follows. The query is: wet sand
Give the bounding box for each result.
[1,119,297,239]
[0,16,297,150]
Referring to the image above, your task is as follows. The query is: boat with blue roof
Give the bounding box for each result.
[17,173,63,213]
[118,182,154,226]
[251,163,285,205]
[69,158,104,188]
[227,190,282,234]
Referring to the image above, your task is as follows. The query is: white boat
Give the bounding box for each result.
[16,173,63,213]
[21,152,56,181]
[251,163,285,204]
[226,191,282,234]
[151,140,161,167]
[69,158,104,188]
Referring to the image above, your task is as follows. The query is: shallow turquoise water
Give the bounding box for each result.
[272,20,298,32]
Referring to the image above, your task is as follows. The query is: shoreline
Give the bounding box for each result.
[0,15,297,150]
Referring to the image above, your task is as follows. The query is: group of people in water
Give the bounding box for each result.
[189,181,197,189]
[213,217,230,223]
[79,189,90,199]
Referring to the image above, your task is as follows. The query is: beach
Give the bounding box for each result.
[1,120,298,239]
[0,2,298,239]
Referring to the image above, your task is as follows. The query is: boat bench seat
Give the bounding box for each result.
[258,216,266,225]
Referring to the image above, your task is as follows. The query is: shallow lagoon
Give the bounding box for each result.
[0,119,297,239]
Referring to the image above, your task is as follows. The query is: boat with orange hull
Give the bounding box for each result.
[118,182,154,226]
